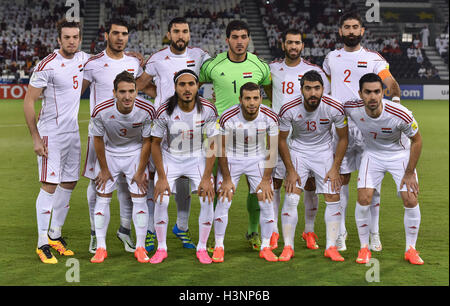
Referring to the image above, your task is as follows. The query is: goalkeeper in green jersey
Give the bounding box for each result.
[199,20,272,251]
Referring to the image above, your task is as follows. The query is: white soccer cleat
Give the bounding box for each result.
[116,230,136,252]
[89,235,97,254]
[369,232,382,252]
[336,231,347,251]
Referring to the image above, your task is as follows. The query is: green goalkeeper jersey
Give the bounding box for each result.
[199,51,271,115]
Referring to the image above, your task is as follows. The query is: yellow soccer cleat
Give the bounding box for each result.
[48,236,74,256]
[36,245,58,264]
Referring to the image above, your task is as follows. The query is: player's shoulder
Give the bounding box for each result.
[155,101,171,118]
[187,46,209,56]
[279,96,303,117]
[203,52,227,67]
[145,47,170,64]
[383,99,413,123]
[259,104,279,122]
[84,51,105,68]
[199,97,218,116]
[124,51,142,64]
[325,48,342,58]
[269,59,284,69]
[343,98,364,109]
[135,96,156,118]
[247,52,269,68]
[34,51,59,72]
[91,98,115,117]
[321,94,345,115]
[219,104,241,123]
[301,58,325,72]
[361,47,387,61]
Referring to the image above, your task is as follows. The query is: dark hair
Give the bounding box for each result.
[106,18,128,33]
[359,73,383,91]
[339,11,364,27]
[168,17,189,32]
[239,82,260,97]
[57,19,81,39]
[281,28,303,42]
[300,70,324,88]
[113,71,136,91]
[166,69,202,116]
[226,20,250,38]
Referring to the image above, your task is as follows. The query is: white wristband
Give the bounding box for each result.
[392,96,401,103]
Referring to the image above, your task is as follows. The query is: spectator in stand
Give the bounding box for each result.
[421,25,430,47]
[418,65,426,78]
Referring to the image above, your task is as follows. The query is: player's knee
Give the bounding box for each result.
[60,181,77,190]
[304,177,316,191]
[403,196,418,208]
[259,204,274,224]
[281,193,300,215]
[324,193,340,203]
[273,178,283,190]
[357,194,372,206]
[341,173,351,185]
[41,182,57,194]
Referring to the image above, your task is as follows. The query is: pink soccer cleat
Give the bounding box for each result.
[149,248,168,264]
[196,249,213,264]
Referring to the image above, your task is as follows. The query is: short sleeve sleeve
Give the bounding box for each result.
[142,116,152,138]
[151,112,167,139]
[29,69,52,89]
[399,116,419,138]
[89,116,105,137]
[278,109,292,132]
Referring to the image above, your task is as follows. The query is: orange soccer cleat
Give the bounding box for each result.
[212,247,224,263]
[404,247,424,265]
[91,247,107,263]
[134,247,150,263]
[324,246,345,262]
[355,247,371,264]
[270,232,279,250]
[259,247,278,262]
[302,232,319,249]
[278,246,295,262]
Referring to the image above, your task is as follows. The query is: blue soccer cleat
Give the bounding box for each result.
[172,224,196,249]
[145,230,156,253]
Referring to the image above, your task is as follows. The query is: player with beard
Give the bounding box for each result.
[322,12,401,252]
[24,20,89,263]
[265,29,330,251]
[277,71,348,262]
[137,17,211,252]
[200,20,271,252]
[81,18,150,254]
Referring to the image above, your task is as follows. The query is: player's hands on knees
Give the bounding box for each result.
[95,169,114,193]
[218,178,235,203]
[256,177,274,203]
[400,172,419,198]
[285,170,301,195]
[131,171,148,194]
[198,177,215,203]
[324,167,341,193]
[154,178,170,203]
[33,136,48,158]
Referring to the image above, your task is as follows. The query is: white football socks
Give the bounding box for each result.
[214,199,232,249]
[259,198,275,249]
[87,180,97,233]
[147,179,155,233]
[131,197,149,248]
[303,190,318,233]
[355,202,371,248]
[339,184,349,235]
[36,188,54,247]
[49,185,73,240]
[197,197,214,251]
[370,191,381,235]
[117,180,133,233]
[404,205,421,251]
[272,188,281,234]
[281,193,300,248]
[325,201,341,249]
[94,196,112,250]
[154,194,170,250]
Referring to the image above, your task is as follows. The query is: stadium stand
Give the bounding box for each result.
[0,0,448,83]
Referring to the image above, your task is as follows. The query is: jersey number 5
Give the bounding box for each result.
[73,76,79,89]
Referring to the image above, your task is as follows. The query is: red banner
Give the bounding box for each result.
[0,84,28,99]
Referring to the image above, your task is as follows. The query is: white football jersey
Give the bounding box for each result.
[219,104,279,159]
[89,96,155,156]
[144,46,210,108]
[344,99,418,158]
[278,94,347,153]
[270,58,330,113]
[151,97,218,158]
[30,50,90,135]
[322,46,390,103]
[83,50,143,115]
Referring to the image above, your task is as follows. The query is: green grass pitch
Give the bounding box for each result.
[0,99,448,286]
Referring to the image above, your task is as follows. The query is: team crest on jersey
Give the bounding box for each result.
[381,128,392,133]
[187,60,195,67]
[319,119,330,125]
[243,72,253,79]
[132,122,143,128]
[357,61,368,68]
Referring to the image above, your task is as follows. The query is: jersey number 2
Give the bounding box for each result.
[344,70,351,83]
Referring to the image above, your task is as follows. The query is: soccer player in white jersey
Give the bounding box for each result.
[24,20,89,264]
[322,12,402,252]
[277,71,348,262]
[89,71,155,263]
[150,70,218,264]
[265,28,330,251]
[212,82,279,263]
[344,73,423,265]
[81,18,146,254]
[137,17,211,251]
